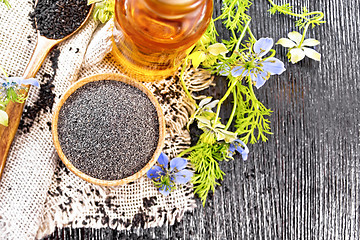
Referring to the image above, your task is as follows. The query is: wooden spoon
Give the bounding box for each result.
[0,3,94,179]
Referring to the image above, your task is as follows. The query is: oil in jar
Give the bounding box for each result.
[112,0,213,82]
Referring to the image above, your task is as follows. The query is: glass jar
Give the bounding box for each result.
[112,0,213,82]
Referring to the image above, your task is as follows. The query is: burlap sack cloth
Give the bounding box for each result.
[0,1,213,239]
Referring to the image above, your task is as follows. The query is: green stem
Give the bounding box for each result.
[224,84,237,131]
[213,79,238,128]
[247,27,256,42]
[267,0,324,21]
[247,75,258,102]
[180,61,198,108]
[234,20,251,53]
[266,49,276,58]
[299,22,310,46]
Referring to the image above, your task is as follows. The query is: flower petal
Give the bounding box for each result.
[147,165,164,179]
[289,48,306,64]
[288,31,303,45]
[229,143,236,153]
[234,139,250,161]
[253,71,268,89]
[231,66,245,77]
[174,169,193,184]
[159,185,171,196]
[276,38,296,48]
[0,109,9,127]
[157,152,169,168]
[21,78,39,87]
[254,38,274,57]
[302,39,320,47]
[189,51,207,69]
[218,129,238,143]
[170,157,188,171]
[199,97,212,108]
[302,47,321,61]
[204,100,219,110]
[262,57,286,75]
[207,43,228,56]
[7,77,38,87]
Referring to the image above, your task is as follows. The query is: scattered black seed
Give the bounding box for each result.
[131,212,146,228]
[57,80,160,180]
[142,197,157,209]
[64,197,72,205]
[19,49,60,133]
[105,196,114,208]
[69,47,72,51]
[75,47,79,53]
[124,220,131,228]
[49,48,60,71]
[101,216,109,225]
[95,189,100,196]
[56,186,62,195]
[33,0,91,39]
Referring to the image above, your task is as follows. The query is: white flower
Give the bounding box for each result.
[276,31,321,64]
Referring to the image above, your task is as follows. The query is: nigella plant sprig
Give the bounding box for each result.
[268,0,325,63]
[178,0,324,205]
[147,153,193,196]
[0,66,39,126]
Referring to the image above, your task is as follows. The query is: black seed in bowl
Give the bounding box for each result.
[34,0,91,39]
[57,80,160,181]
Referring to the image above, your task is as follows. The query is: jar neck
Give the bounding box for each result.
[143,0,204,18]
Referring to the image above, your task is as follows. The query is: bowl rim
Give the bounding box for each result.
[52,73,165,186]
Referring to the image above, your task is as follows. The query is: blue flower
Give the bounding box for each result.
[147,152,193,196]
[229,38,285,89]
[228,139,249,161]
[0,77,39,103]
[0,77,39,89]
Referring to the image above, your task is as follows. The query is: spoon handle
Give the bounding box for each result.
[0,36,58,179]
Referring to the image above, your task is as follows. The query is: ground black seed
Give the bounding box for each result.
[33,0,91,39]
[57,80,160,180]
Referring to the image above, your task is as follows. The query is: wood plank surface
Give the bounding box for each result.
[45,0,360,239]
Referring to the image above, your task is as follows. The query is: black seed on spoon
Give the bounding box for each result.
[34,0,91,39]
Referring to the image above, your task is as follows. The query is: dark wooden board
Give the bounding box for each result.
[45,0,360,239]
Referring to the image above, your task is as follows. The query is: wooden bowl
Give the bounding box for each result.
[52,73,165,186]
